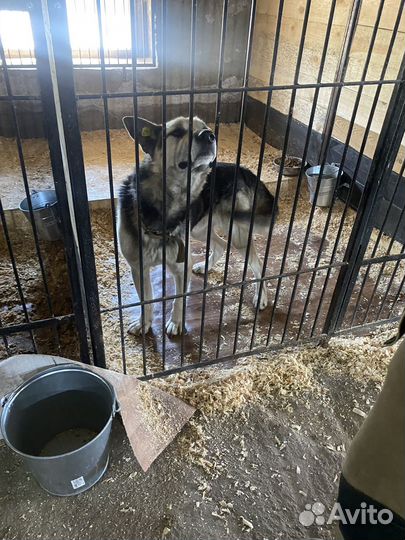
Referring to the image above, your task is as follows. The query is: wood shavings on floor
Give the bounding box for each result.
[153,322,398,416]
[137,382,181,445]
[0,221,79,360]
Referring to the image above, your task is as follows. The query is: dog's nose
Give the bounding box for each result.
[197,129,215,143]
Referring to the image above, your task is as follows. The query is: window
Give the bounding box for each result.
[0,0,155,67]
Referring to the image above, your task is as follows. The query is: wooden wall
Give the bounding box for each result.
[249,0,405,166]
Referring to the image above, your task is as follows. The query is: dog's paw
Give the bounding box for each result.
[253,289,268,311]
[128,317,152,335]
[192,260,209,275]
[166,318,183,337]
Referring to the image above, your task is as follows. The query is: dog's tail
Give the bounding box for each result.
[233,167,278,232]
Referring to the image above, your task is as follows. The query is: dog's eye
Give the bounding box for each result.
[169,128,186,138]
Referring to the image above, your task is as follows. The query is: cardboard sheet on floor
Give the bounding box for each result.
[0,354,195,472]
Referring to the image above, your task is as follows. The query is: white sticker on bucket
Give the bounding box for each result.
[71,476,86,490]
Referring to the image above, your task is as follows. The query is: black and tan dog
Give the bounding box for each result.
[118,116,277,336]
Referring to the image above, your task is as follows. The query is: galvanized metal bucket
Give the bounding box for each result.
[0,364,118,496]
[19,190,62,241]
[306,164,340,207]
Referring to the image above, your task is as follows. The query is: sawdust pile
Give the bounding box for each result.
[150,323,400,483]
[153,324,398,416]
[137,382,183,445]
[153,353,314,415]
[319,330,396,383]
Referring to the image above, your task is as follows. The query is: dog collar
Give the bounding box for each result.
[142,225,185,263]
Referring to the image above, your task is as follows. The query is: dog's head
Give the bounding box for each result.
[122,115,216,172]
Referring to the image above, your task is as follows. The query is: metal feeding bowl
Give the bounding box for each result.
[273,156,304,177]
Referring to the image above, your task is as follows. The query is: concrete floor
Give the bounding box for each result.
[0,372,373,540]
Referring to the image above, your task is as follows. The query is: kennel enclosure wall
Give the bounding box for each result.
[0,0,404,377]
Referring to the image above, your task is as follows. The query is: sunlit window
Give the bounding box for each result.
[0,0,155,67]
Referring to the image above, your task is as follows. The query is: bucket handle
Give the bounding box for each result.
[114,399,121,416]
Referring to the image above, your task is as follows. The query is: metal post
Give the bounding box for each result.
[29,0,91,362]
[318,0,362,164]
[323,52,405,334]
[40,0,106,367]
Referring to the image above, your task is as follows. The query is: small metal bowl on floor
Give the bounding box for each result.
[273,156,304,177]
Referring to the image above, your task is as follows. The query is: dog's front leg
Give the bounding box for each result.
[128,266,153,335]
[166,260,190,337]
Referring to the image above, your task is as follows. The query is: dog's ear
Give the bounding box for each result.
[122,116,162,156]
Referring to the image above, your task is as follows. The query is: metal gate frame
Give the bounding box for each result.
[0,0,105,366]
[1,0,404,373]
[324,53,405,335]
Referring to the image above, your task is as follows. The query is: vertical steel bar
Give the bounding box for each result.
[150,0,156,67]
[362,185,405,324]
[372,246,405,321]
[250,0,338,348]
[129,0,147,375]
[215,0,257,358]
[323,55,405,334]
[46,0,106,367]
[30,0,92,361]
[388,269,405,317]
[0,35,56,322]
[264,0,314,347]
[160,0,167,370]
[310,0,405,335]
[95,0,127,372]
[249,0,286,349]
[0,28,61,352]
[0,198,37,352]
[375,247,405,321]
[197,0,228,364]
[180,0,197,364]
[0,318,10,356]
[287,0,385,340]
[318,0,362,163]
[350,158,405,326]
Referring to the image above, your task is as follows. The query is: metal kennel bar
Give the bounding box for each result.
[1,0,405,376]
[197,0,229,365]
[249,0,288,349]
[65,0,404,375]
[0,0,94,361]
[312,0,405,335]
[349,158,405,326]
[129,0,148,375]
[295,0,400,339]
[180,0,198,365]
[272,0,343,344]
[0,4,60,355]
[215,0,258,358]
[94,0,127,371]
[261,0,316,349]
[43,0,106,367]
[0,197,37,351]
[160,0,168,371]
[0,78,404,103]
[324,51,405,333]
[29,0,92,362]
[0,34,58,344]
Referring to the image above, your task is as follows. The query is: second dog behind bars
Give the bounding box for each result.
[118,116,277,337]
